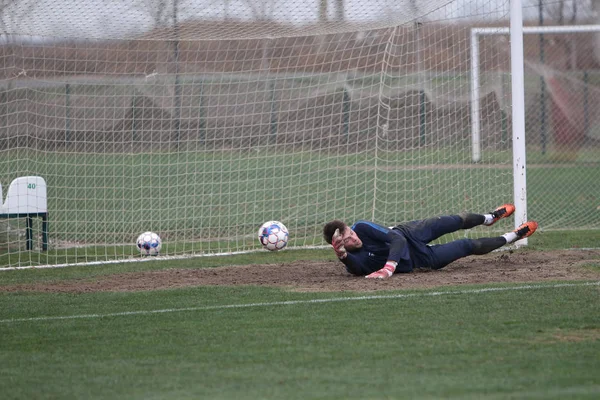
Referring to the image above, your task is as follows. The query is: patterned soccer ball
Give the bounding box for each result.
[258,221,289,251]
[136,231,162,256]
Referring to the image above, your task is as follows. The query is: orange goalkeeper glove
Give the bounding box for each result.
[365,261,397,279]
[332,228,347,259]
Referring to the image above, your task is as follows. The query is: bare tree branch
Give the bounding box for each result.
[109,0,197,28]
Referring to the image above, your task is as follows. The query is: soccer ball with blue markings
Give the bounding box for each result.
[136,231,162,256]
[258,221,289,251]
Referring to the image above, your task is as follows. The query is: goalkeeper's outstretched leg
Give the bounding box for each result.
[427,220,538,271]
[399,203,516,244]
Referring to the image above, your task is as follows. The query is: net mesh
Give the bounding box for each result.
[0,0,598,267]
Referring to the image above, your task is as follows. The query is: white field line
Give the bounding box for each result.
[1,281,598,325]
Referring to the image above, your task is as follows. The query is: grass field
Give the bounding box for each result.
[1,145,599,399]
[1,228,599,399]
[0,248,599,399]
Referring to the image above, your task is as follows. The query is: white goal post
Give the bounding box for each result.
[470,18,600,243]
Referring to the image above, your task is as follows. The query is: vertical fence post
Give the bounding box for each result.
[173,0,182,149]
[501,73,508,143]
[174,69,182,147]
[0,87,6,130]
[65,83,71,144]
[419,90,426,145]
[131,90,137,142]
[270,79,278,140]
[342,87,350,138]
[583,70,589,135]
[198,80,206,143]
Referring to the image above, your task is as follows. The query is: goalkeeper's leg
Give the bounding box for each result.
[423,237,505,270]
[459,204,516,229]
[402,204,515,244]
[424,221,538,270]
[401,215,471,244]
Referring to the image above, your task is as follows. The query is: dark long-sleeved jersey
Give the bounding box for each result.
[340,220,412,276]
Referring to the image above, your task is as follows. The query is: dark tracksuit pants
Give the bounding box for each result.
[394,215,477,271]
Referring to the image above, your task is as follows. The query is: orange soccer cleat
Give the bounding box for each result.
[513,221,538,240]
[487,203,516,226]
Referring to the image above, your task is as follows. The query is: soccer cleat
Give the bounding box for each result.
[486,203,516,226]
[513,221,538,240]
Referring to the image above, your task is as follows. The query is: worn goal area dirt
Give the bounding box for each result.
[2,250,599,293]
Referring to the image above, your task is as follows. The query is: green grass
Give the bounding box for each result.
[527,229,600,250]
[1,227,598,398]
[0,281,598,399]
[1,148,598,268]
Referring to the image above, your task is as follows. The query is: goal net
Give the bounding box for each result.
[0,0,597,268]
[471,22,600,232]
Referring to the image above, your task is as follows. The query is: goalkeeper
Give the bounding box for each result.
[322,204,538,279]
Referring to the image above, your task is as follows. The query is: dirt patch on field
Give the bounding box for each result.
[2,250,599,293]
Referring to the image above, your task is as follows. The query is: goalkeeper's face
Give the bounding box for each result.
[341,228,362,251]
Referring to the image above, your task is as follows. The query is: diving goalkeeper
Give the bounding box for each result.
[323,204,538,279]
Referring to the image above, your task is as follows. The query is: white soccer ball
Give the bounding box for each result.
[136,231,162,256]
[258,221,289,251]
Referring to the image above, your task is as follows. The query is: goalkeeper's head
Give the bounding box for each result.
[323,220,363,251]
